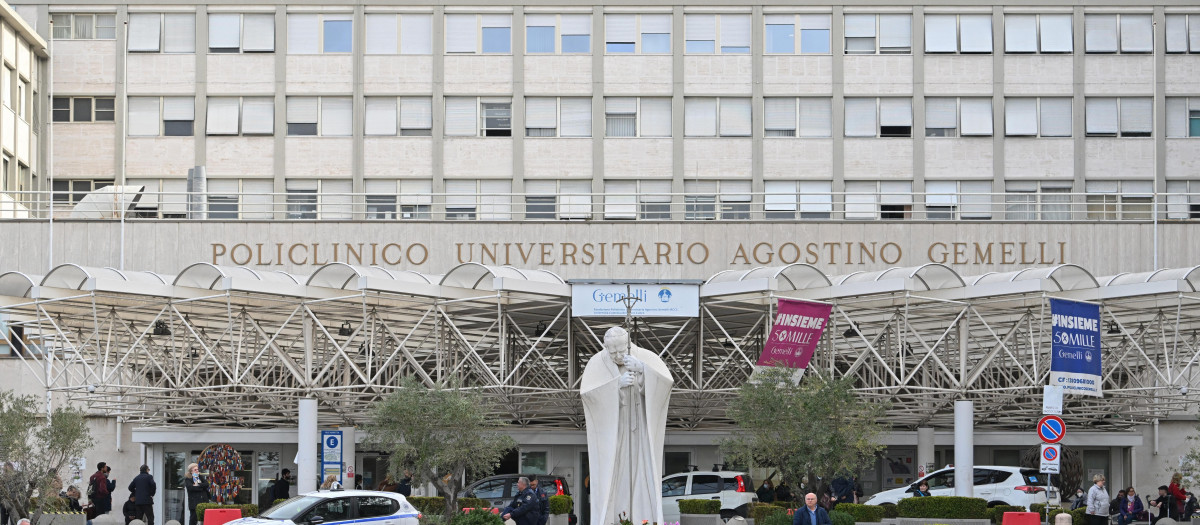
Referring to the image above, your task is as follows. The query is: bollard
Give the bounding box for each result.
[1054,513,1072,525]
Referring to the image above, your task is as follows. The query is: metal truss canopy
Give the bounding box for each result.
[1,261,1198,432]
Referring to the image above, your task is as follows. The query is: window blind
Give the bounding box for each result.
[561,15,590,35]
[163,97,194,120]
[400,180,432,205]
[924,15,957,52]
[401,15,433,54]
[321,97,353,136]
[1086,98,1119,135]
[209,14,241,49]
[287,97,319,124]
[960,98,993,136]
[163,14,195,53]
[206,97,240,135]
[925,98,958,129]
[127,97,161,136]
[559,98,591,137]
[604,181,637,218]
[606,14,636,43]
[764,98,797,132]
[1085,15,1118,53]
[1040,15,1073,52]
[640,98,672,137]
[400,98,433,130]
[878,15,911,49]
[444,97,477,136]
[1004,15,1037,53]
[1005,98,1037,135]
[242,97,275,134]
[1039,98,1072,137]
[684,98,717,137]
[243,14,275,52]
[721,15,751,48]
[128,14,161,52]
[960,15,992,52]
[799,98,832,137]
[844,14,876,37]
[366,14,398,54]
[1165,15,1187,52]
[1166,98,1187,137]
[525,97,558,129]
[719,98,751,136]
[288,14,319,54]
[844,98,877,137]
[686,15,716,41]
[365,97,398,135]
[764,181,797,211]
[1119,97,1152,135]
[446,14,477,53]
[640,15,671,34]
[1120,15,1152,52]
[879,98,912,126]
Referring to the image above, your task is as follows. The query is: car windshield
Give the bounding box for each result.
[262,496,323,520]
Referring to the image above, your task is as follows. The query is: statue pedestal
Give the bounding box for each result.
[681,514,723,525]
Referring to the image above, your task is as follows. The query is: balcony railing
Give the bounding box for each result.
[1,190,1198,222]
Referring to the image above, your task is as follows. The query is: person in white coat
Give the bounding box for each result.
[1086,474,1111,525]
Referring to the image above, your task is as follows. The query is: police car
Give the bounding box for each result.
[229,490,419,525]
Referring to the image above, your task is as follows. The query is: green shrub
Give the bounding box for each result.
[879,505,900,519]
[750,503,788,522]
[985,505,1026,525]
[897,497,989,519]
[761,512,793,525]
[272,499,289,508]
[836,504,884,523]
[678,500,722,515]
[458,498,490,511]
[1046,508,1086,525]
[829,510,855,525]
[450,509,504,525]
[420,516,447,525]
[197,503,259,520]
[1029,504,1046,518]
[409,497,448,515]
[548,495,573,515]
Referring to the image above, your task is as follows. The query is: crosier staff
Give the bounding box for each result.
[617,285,642,522]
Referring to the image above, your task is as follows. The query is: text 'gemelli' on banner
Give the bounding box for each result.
[757,298,833,382]
[1049,298,1103,398]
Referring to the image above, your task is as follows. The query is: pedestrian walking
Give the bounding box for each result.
[128,465,157,525]
[182,463,209,525]
[1085,474,1110,525]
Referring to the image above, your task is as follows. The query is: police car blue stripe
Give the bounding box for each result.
[324,513,420,525]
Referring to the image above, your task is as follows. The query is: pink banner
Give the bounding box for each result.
[757,299,832,369]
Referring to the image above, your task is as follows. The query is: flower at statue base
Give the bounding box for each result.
[617,512,633,525]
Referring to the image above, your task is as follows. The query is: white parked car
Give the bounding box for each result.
[661,471,757,522]
[229,490,420,525]
[862,466,1050,509]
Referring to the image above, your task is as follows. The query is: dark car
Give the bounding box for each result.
[460,474,575,525]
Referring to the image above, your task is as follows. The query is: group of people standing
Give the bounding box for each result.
[501,477,551,525]
[1072,472,1197,525]
[755,477,859,510]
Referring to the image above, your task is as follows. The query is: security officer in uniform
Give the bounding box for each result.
[529,477,550,525]
[502,477,541,525]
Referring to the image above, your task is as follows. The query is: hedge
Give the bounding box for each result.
[985,506,1027,525]
[1047,508,1086,525]
[549,495,573,515]
[879,505,900,519]
[749,503,789,522]
[196,503,260,520]
[450,509,504,525]
[1029,504,1047,517]
[407,497,491,515]
[678,500,722,515]
[896,497,989,519]
[761,512,793,525]
[834,504,884,523]
[829,510,855,525]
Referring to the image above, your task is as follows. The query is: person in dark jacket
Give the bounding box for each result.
[183,463,209,525]
[272,469,292,501]
[397,472,412,497]
[793,493,832,525]
[530,477,550,525]
[88,462,114,516]
[775,482,793,506]
[912,481,931,497]
[501,477,541,525]
[1117,487,1145,525]
[829,478,855,509]
[123,495,138,525]
[128,465,157,525]
[757,481,776,504]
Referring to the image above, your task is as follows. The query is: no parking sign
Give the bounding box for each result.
[1040,444,1061,474]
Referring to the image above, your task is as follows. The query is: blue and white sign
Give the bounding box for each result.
[321,430,342,479]
[571,284,699,317]
[1049,298,1103,397]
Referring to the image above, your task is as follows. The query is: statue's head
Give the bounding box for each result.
[603,326,631,363]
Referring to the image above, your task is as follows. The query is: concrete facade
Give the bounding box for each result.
[0,0,45,216]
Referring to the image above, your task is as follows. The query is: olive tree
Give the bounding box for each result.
[363,379,516,522]
[0,391,95,524]
[720,367,888,497]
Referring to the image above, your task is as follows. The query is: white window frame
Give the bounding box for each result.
[128,13,196,53]
[525,14,592,55]
[127,96,196,137]
[604,97,672,138]
[684,14,751,55]
[924,97,994,138]
[845,181,914,220]
[604,14,673,54]
[205,97,275,136]
[1004,14,1074,54]
[285,96,352,137]
[524,180,592,220]
[1004,181,1073,220]
[844,97,913,138]
[684,97,752,137]
[1085,180,1154,220]
[1166,97,1200,138]
[604,180,668,220]
[364,96,434,136]
[52,96,116,123]
[50,13,117,39]
[444,97,513,137]
[445,14,512,55]
[924,180,993,220]
[764,97,833,138]
[208,13,276,53]
[1004,97,1073,138]
[445,179,512,220]
[365,13,433,55]
[1165,180,1200,219]
[1084,97,1153,138]
[287,13,353,55]
[525,97,592,138]
[763,14,832,55]
[844,14,912,55]
[1166,14,1200,53]
[1084,13,1153,54]
[205,179,275,219]
[924,14,993,54]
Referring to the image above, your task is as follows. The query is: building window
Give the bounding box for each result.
[682,180,749,220]
[925,97,993,137]
[526,14,591,54]
[525,97,591,137]
[845,97,912,138]
[1005,14,1073,53]
[925,181,993,220]
[524,180,591,219]
[52,97,115,123]
[287,14,353,54]
[604,180,667,220]
[1084,14,1152,54]
[684,14,750,54]
[444,97,512,137]
[206,97,275,136]
[844,14,912,54]
[605,14,671,54]
[764,14,830,54]
[1005,97,1072,137]
[446,180,511,220]
[684,98,751,137]
[206,179,274,219]
[1166,97,1200,138]
[365,97,433,136]
[208,13,275,53]
[50,13,116,40]
[1085,181,1153,220]
[364,179,433,219]
[446,14,511,54]
[765,181,833,219]
[846,181,913,220]
[604,97,671,137]
[52,179,113,205]
[286,97,351,137]
[365,14,432,55]
[128,97,195,137]
[925,14,992,53]
[128,13,195,53]
[285,180,352,219]
[764,97,832,137]
[1165,181,1200,219]
[1004,182,1071,220]
[1085,97,1152,138]
[1166,14,1200,53]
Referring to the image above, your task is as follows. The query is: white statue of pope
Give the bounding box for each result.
[581,326,674,525]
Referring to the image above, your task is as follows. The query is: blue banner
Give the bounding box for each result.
[1049,298,1103,397]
